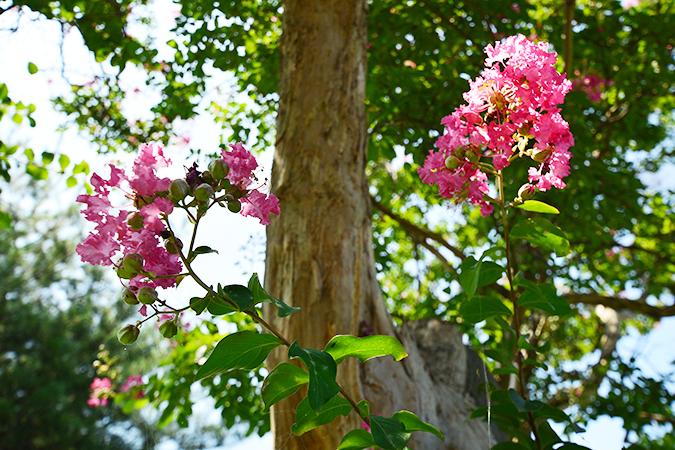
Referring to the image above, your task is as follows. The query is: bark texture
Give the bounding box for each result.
[264,1,502,449]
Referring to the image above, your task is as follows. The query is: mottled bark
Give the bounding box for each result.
[264,1,501,449]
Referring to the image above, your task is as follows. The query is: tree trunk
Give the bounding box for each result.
[264,1,502,449]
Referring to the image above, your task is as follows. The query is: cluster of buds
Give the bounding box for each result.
[76,142,279,345]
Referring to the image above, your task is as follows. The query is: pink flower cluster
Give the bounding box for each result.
[418,34,574,216]
[221,143,280,226]
[572,74,612,103]
[120,375,144,399]
[87,377,112,407]
[76,143,182,289]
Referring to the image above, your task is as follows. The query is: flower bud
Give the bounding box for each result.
[531,147,552,163]
[159,320,178,338]
[127,213,145,231]
[194,183,214,202]
[467,150,480,164]
[517,183,536,201]
[118,325,140,345]
[116,265,136,280]
[169,179,190,201]
[445,155,461,170]
[123,253,144,275]
[227,199,242,213]
[122,289,139,305]
[165,238,183,255]
[137,286,158,305]
[209,159,230,181]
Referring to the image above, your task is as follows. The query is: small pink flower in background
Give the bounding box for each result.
[418,34,574,214]
[220,143,280,225]
[621,0,640,9]
[87,377,112,407]
[572,74,612,102]
[120,376,145,399]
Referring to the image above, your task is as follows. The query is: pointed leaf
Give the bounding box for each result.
[0,211,11,229]
[477,261,504,287]
[221,284,254,311]
[291,395,352,435]
[508,389,543,412]
[262,362,309,411]
[324,335,407,364]
[370,415,411,450]
[195,331,282,381]
[192,245,219,256]
[248,273,300,317]
[392,410,444,441]
[206,292,238,316]
[459,256,481,300]
[28,62,38,74]
[537,420,562,447]
[338,429,376,450]
[515,200,560,214]
[190,295,210,315]
[510,217,570,256]
[516,278,572,316]
[288,342,340,413]
[459,296,512,323]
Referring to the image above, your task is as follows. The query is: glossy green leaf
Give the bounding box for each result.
[288,342,340,413]
[516,278,572,316]
[515,200,560,214]
[510,217,570,256]
[459,296,512,323]
[324,335,407,364]
[41,151,54,165]
[195,331,282,381]
[537,420,562,448]
[28,62,38,74]
[58,154,70,171]
[370,415,411,450]
[248,272,300,317]
[190,295,209,315]
[205,292,238,316]
[220,284,254,311]
[392,410,444,441]
[338,429,375,450]
[477,261,504,286]
[357,400,370,418]
[291,395,352,435]
[459,256,481,300]
[508,389,544,412]
[262,362,309,411]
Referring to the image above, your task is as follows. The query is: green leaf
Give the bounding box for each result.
[516,278,572,316]
[357,400,370,418]
[66,176,77,188]
[459,256,480,300]
[262,363,309,411]
[537,420,562,447]
[477,261,504,287]
[28,62,38,74]
[205,291,239,316]
[324,335,407,364]
[510,217,570,256]
[370,415,411,450]
[191,245,218,258]
[291,395,352,435]
[288,342,340,413]
[58,154,70,171]
[0,210,11,229]
[557,444,593,450]
[491,442,531,450]
[515,200,560,214]
[26,163,48,180]
[392,410,444,441]
[220,284,254,311]
[190,295,210,315]
[195,331,282,381]
[41,152,54,165]
[459,296,512,323]
[508,389,543,412]
[248,273,300,317]
[338,429,376,450]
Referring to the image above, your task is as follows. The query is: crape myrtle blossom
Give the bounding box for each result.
[76,143,181,289]
[220,142,280,226]
[87,377,112,407]
[418,34,574,216]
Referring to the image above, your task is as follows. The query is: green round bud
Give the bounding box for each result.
[159,320,178,338]
[123,253,144,275]
[445,155,461,170]
[227,199,242,213]
[194,183,214,202]
[137,286,158,305]
[165,238,183,255]
[127,212,145,231]
[169,179,190,201]
[116,265,136,280]
[118,325,140,345]
[122,289,139,305]
[517,183,536,201]
[467,150,480,164]
[209,159,230,181]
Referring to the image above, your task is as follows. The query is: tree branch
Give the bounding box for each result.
[565,293,675,319]
[371,196,466,260]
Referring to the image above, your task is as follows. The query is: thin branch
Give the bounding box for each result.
[371,196,466,260]
[565,293,675,319]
